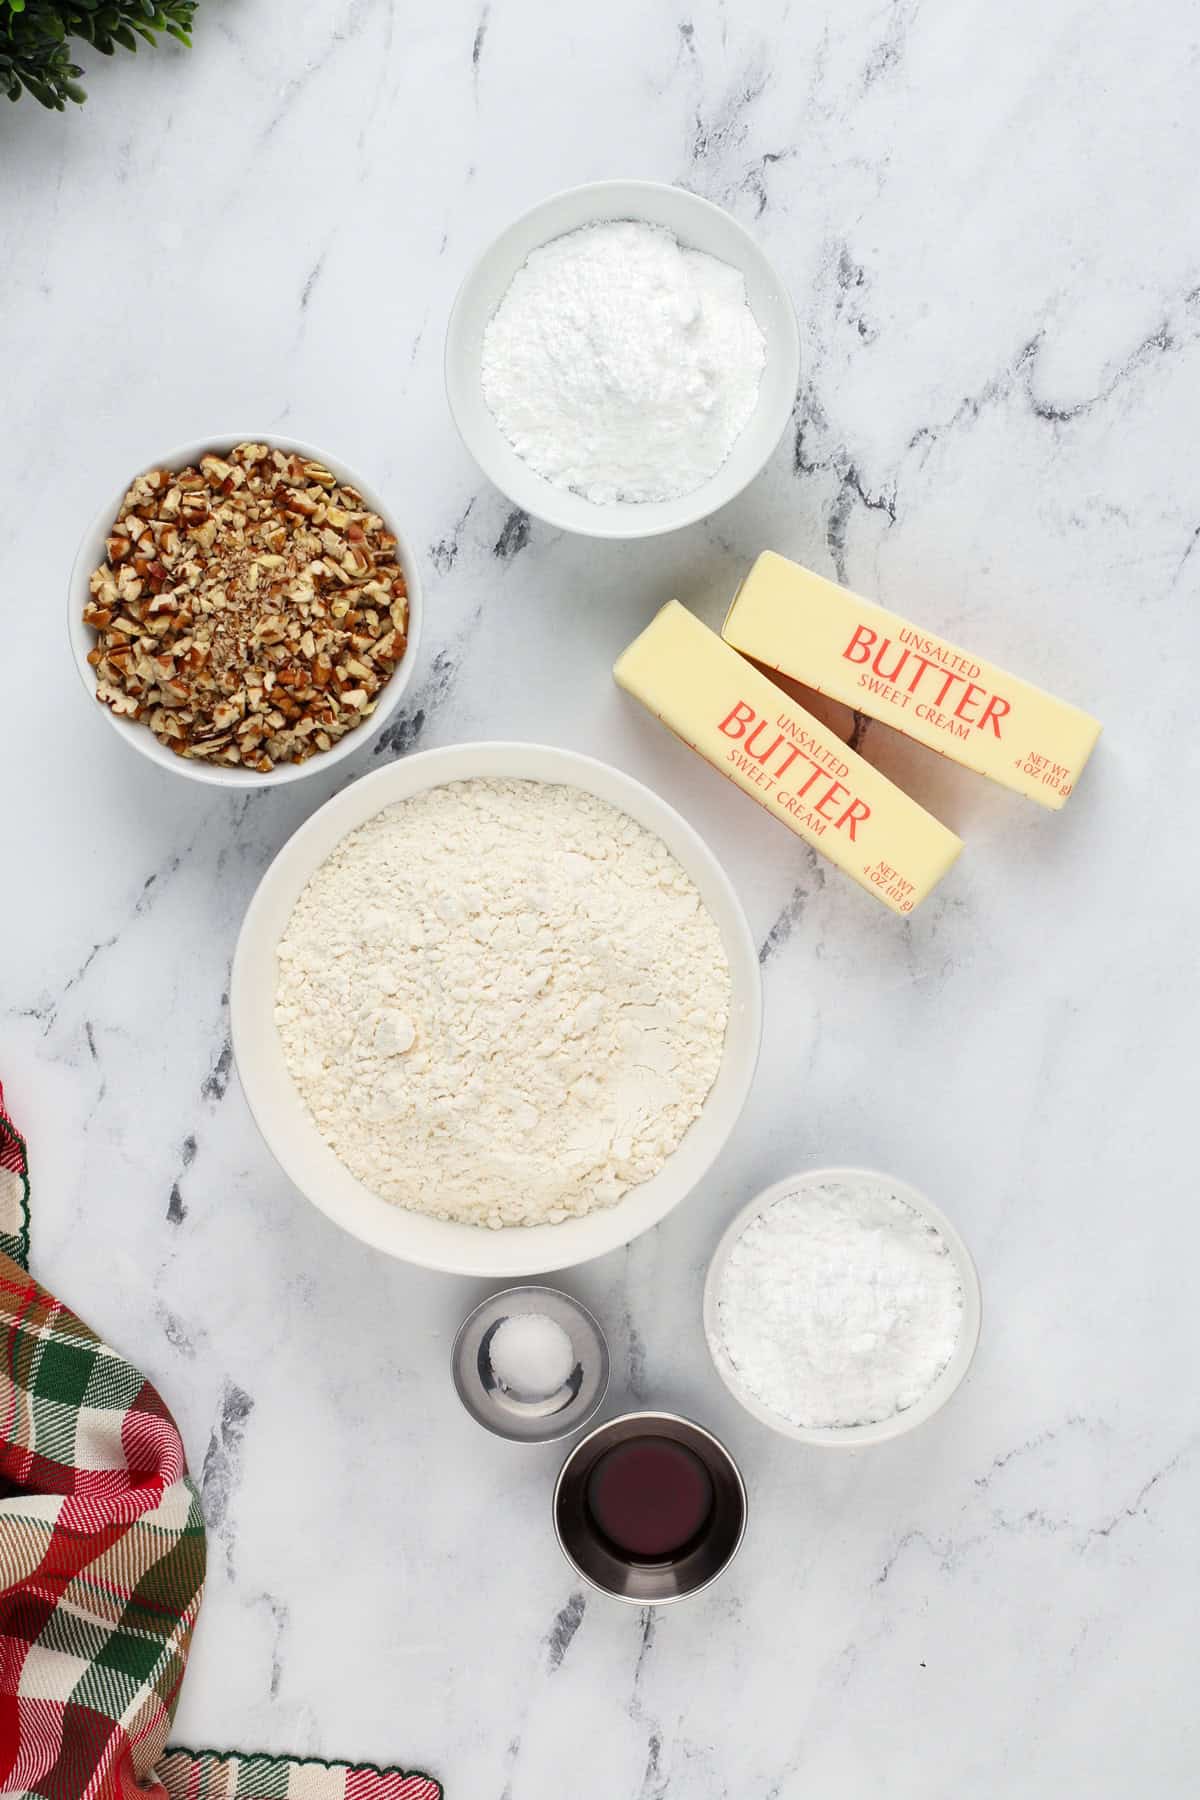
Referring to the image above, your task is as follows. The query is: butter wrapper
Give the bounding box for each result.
[614,601,962,915]
[723,552,1101,809]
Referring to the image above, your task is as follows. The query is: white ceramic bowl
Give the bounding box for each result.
[445,179,800,540]
[703,1168,982,1447]
[231,742,762,1276]
[68,434,423,788]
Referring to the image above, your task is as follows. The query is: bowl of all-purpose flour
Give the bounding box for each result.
[704,1169,982,1446]
[231,742,761,1277]
[445,180,800,539]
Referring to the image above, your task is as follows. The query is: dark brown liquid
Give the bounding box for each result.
[585,1437,715,1561]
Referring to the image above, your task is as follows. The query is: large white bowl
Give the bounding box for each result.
[704,1169,982,1447]
[68,434,423,788]
[445,179,800,540]
[231,743,762,1276]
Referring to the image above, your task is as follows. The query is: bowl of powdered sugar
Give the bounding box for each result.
[231,742,761,1276]
[704,1169,982,1446]
[445,180,800,539]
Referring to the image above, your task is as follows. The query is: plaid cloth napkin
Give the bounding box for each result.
[0,1081,441,1800]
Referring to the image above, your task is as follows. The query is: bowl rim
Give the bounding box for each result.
[702,1166,983,1447]
[444,177,801,541]
[67,431,424,788]
[552,1408,749,1605]
[230,740,763,1276]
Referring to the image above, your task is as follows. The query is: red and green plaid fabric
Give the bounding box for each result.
[0,1082,441,1800]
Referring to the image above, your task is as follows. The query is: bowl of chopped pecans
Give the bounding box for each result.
[68,436,422,786]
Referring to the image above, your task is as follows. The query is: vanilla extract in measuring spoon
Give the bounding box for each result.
[585,1437,715,1561]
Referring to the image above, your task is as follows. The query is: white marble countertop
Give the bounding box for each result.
[3,2,1198,1794]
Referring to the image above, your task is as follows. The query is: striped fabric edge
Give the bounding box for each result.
[160,1747,443,1799]
[0,1078,31,1270]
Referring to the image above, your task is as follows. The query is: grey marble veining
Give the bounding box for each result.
[1,1,1198,1794]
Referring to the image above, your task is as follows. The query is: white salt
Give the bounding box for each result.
[489,1312,576,1401]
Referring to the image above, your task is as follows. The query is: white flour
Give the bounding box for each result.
[481,220,766,504]
[275,779,730,1229]
[716,1177,964,1428]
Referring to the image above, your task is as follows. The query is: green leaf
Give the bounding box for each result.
[3,0,197,109]
[21,70,64,107]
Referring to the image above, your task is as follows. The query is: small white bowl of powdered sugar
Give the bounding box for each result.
[445,180,800,539]
[704,1169,982,1447]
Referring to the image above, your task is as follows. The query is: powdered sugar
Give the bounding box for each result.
[481,220,766,504]
[274,778,730,1230]
[715,1176,964,1429]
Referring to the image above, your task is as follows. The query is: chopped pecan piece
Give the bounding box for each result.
[83,444,409,769]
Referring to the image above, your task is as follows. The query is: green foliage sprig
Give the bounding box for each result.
[1,0,196,109]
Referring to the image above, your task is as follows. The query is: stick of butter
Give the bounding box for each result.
[723,552,1101,810]
[614,601,963,914]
